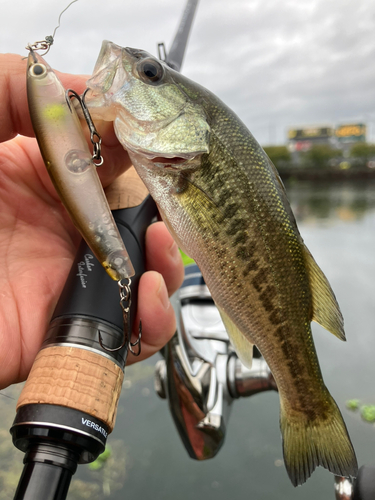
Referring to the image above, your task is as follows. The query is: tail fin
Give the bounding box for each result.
[280,393,358,486]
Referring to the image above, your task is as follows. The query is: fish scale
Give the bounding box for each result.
[85,40,357,487]
[151,125,333,441]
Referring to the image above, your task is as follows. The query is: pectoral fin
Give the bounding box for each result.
[217,306,254,368]
[303,245,345,341]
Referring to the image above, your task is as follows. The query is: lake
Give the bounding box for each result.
[1,180,375,500]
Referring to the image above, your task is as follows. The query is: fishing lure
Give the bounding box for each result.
[26,49,134,282]
[26,43,141,353]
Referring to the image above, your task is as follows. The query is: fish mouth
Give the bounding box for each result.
[83,41,129,118]
[149,156,192,170]
[128,148,201,170]
[150,156,189,165]
[136,151,199,170]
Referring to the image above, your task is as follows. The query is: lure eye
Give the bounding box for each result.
[30,63,47,78]
[137,59,164,85]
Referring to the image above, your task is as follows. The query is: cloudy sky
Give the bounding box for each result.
[2,0,375,144]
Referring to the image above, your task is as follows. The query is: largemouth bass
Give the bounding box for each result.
[85,40,357,486]
[26,50,134,281]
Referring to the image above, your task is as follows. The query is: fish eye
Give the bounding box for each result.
[137,59,164,85]
[30,63,47,78]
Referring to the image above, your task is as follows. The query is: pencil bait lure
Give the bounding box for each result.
[26,48,135,281]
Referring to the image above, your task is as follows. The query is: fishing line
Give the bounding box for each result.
[51,0,80,41]
[0,392,15,400]
[26,0,80,55]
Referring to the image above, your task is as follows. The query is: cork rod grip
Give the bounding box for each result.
[16,346,123,431]
[16,168,149,431]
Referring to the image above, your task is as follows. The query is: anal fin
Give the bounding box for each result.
[303,245,345,341]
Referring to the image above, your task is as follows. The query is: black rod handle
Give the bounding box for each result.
[12,196,158,500]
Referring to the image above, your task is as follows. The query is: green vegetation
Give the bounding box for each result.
[180,250,195,266]
[300,145,341,169]
[346,399,375,424]
[263,146,291,169]
[75,439,127,498]
[361,406,375,423]
[346,399,360,411]
[88,446,112,471]
[350,142,375,159]
[263,142,375,174]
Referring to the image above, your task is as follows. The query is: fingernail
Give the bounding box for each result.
[157,274,170,310]
[169,241,181,263]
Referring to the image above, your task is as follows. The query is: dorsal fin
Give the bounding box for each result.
[303,245,345,341]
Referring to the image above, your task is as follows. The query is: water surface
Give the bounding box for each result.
[1,180,375,500]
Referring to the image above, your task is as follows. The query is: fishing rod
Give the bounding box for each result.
[10,1,199,499]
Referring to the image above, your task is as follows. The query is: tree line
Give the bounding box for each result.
[263,143,375,171]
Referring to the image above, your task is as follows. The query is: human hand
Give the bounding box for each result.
[0,53,184,389]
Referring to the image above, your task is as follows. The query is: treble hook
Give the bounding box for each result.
[98,279,142,355]
[98,327,128,353]
[129,321,142,357]
[26,46,38,64]
[65,89,104,166]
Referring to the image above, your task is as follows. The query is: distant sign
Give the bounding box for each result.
[289,141,312,152]
[335,124,366,142]
[288,127,334,141]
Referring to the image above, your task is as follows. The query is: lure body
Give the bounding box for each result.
[26,51,134,280]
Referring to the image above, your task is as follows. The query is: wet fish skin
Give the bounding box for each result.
[85,41,357,486]
[26,51,134,280]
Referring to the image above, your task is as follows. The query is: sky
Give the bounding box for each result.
[2,0,375,145]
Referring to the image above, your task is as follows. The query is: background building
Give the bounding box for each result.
[335,123,367,153]
[288,126,335,152]
[288,123,367,154]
